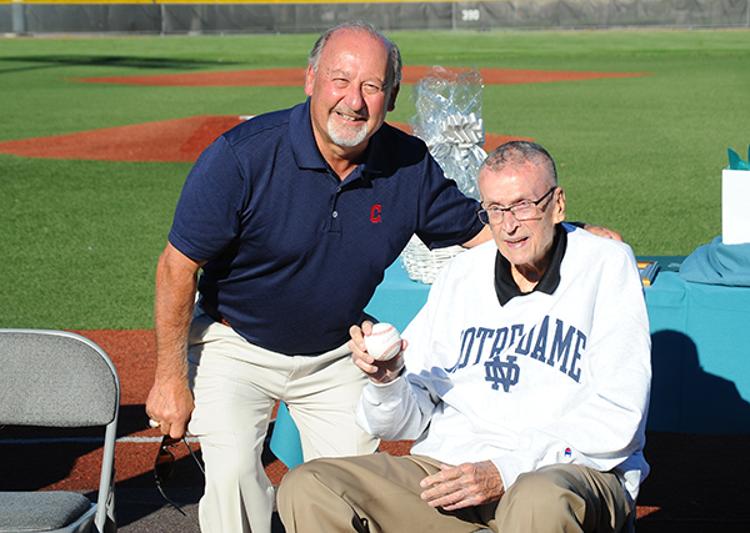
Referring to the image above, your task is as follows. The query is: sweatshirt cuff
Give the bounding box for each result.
[491,455,528,492]
[361,375,408,406]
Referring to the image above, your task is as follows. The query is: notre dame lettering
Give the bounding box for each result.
[447,316,586,385]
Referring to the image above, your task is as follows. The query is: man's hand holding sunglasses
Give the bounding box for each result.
[146,374,194,438]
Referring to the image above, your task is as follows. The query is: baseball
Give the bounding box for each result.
[364,322,402,361]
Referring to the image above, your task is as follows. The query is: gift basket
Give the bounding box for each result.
[400,67,487,284]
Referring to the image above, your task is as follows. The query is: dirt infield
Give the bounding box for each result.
[79,65,644,87]
[0,116,242,163]
[0,116,526,162]
[0,65,645,161]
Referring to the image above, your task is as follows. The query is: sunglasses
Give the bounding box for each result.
[154,435,205,516]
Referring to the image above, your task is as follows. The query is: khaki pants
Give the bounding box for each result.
[277,453,632,533]
[186,310,378,533]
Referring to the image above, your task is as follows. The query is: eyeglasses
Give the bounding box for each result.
[477,186,557,225]
[154,435,205,516]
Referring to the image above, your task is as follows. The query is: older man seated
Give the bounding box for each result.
[277,141,651,533]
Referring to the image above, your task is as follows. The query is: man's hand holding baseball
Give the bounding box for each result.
[419,461,505,511]
[349,321,405,384]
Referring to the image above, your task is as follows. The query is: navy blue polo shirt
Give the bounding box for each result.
[169,99,483,355]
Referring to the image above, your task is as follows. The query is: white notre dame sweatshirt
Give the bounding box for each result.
[357,226,651,501]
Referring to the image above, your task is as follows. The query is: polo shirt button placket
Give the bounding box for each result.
[329,208,341,233]
[329,187,342,233]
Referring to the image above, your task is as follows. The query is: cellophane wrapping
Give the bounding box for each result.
[400,67,487,284]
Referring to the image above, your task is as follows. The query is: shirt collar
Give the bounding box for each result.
[494,224,568,305]
[361,125,388,176]
[289,98,328,171]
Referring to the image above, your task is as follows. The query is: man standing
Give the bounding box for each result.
[145,22,488,533]
[278,141,651,533]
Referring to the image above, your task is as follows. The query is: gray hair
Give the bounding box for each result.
[481,141,558,185]
[308,21,403,91]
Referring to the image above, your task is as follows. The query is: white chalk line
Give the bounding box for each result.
[0,436,200,445]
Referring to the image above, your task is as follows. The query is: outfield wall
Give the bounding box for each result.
[2,0,749,34]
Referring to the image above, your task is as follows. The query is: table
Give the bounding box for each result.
[271,255,750,468]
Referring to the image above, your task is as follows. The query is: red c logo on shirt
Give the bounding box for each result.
[370,204,382,224]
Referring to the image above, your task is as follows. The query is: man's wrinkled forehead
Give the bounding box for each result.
[321,28,387,62]
[479,161,553,194]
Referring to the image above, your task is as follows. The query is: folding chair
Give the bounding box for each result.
[0,329,120,533]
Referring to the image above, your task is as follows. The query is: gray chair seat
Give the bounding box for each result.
[0,330,120,533]
[0,491,92,532]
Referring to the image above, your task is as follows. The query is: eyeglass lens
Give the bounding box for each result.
[479,187,555,224]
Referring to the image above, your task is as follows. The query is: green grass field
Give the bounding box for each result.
[1,29,749,328]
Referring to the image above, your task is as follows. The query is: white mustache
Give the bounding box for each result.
[334,107,368,121]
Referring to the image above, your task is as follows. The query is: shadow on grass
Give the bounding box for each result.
[0,55,239,75]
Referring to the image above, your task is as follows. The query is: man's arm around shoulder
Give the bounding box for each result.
[461,225,492,248]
